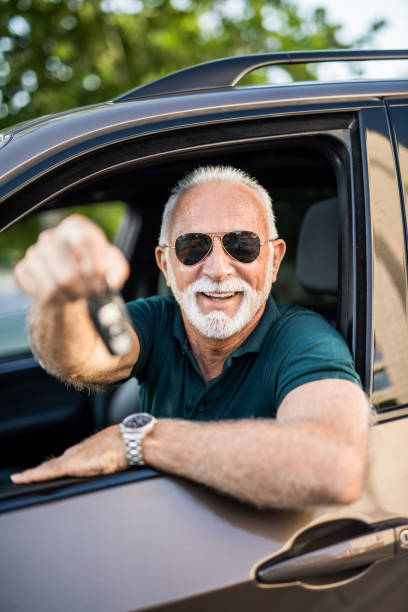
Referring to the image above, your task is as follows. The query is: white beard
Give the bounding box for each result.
[165,248,274,340]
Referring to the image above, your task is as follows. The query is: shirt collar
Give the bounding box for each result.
[172,293,281,356]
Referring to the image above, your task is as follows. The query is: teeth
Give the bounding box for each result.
[203,292,235,299]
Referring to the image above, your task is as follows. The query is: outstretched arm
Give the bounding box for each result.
[11,378,370,509]
[14,214,140,389]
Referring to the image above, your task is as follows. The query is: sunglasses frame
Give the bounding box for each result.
[163,231,275,266]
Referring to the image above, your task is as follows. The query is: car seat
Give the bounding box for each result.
[296,197,338,296]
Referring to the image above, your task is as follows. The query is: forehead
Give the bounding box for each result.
[169,180,268,238]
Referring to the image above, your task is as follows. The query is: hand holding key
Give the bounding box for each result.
[14,214,134,356]
[14,214,130,306]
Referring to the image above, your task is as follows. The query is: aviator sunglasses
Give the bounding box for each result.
[164,231,274,266]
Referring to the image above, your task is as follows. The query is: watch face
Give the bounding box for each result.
[123,413,152,430]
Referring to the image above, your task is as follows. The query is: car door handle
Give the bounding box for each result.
[256,522,408,586]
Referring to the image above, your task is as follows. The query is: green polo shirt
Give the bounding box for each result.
[126,295,361,421]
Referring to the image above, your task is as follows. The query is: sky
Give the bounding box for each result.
[296,0,408,78]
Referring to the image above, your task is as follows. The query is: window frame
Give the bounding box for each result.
[0,110,372,510]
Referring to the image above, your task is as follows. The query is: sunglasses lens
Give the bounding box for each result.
[175,233,212,265]
[223,231,260,263]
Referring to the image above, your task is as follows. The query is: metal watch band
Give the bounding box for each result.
[120,428,145,466]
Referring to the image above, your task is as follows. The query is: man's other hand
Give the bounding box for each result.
[11,425,128,484]
[14,214,130,305]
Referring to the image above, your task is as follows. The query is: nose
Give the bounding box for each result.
[200,236,234,281]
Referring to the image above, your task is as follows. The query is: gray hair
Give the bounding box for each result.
[158,165,278,245]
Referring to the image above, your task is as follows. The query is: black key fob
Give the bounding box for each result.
[87,287,133,356]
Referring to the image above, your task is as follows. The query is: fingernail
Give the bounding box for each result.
[10,473,21,483]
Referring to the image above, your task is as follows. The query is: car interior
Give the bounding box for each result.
[0,133,350,504]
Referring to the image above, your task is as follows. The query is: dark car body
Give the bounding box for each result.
[1,50,408,611]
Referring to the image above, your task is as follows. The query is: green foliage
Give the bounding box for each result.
[0,0,385,130]
[0,202,125,268]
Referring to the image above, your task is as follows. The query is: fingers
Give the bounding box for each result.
[14,214,130,305]
[11,425,128,484]
[11,457,67,484]
[57,216,109,294]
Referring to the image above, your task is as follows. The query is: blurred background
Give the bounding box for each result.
[0,0,407,132]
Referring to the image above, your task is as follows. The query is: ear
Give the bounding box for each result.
[271,239,286,282]
[155,246,171,287]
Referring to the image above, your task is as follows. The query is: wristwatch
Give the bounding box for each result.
[120,413,158,466]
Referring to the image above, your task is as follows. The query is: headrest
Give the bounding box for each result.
[296,197,338,295]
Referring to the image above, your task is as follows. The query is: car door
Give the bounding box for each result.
[1,93,408,612]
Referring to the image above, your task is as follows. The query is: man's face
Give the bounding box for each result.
[156,180,285,339]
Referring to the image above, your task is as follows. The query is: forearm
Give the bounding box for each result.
[28,299,132,389]
[11,379,369,503]
[143,418,367,509]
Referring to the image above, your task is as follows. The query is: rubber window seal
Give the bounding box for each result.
[0,467,162,514]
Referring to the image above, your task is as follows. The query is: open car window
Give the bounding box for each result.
[0,114,360,511]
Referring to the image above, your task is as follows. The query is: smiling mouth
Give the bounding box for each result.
[201,291,239,300]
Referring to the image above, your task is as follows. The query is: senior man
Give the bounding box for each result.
[11,166,369,509]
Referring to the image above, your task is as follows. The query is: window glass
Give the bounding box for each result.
[0,202,126,359]
[366,109,408,410]
[372,103,408,408]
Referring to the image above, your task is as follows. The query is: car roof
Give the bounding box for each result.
[1,50,408,204]
[114,49,408,101]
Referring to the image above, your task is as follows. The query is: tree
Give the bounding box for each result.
[0,0,385,131]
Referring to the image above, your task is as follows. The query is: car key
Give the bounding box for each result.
[87,285,133,356]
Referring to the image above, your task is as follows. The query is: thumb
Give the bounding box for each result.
[105,245,130,290]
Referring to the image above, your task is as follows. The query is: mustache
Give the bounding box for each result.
[185,276,253,295]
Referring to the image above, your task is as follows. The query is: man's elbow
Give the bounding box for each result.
[330,446,367,505]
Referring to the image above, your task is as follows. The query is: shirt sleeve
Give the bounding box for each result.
[125,296,172,381]
[271,308,362,409]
